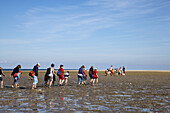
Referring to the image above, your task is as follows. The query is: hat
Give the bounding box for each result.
[19,71,22,74]
[95,68,97,70]
[37,63,40,67]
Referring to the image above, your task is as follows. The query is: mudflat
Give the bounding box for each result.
[0,71,169,112]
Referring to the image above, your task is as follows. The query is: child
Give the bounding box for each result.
[11,65,21,88]
[119,67,122,76]
[92,68,98,85]
[83,68,87,85]
[13,71,22,88]
[58,65,65,86]
[0,67,6,88]
[64,71,70,85]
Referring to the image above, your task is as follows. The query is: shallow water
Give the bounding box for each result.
[0,71,170,112]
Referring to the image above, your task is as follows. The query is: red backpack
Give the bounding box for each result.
[29,71,35,77]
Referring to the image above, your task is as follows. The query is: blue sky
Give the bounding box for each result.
[0,0,170,70]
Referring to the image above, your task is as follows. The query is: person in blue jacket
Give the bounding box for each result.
[77,65,85,85]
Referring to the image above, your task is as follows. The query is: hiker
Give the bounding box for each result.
[11,65,21,88]
[58,65,65,86]
[45,64,56,88]
[83,67,87,85]
[122,66,126,76]
[64,71,70,85]
[13,71,22,88]
[32,63,40,89]
[92,68,98,85]
[77,65,85,85]
[89,66,94,84]
[0,67,6,88]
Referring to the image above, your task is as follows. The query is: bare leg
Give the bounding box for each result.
[96,78,98,84]
[65,79,68,85]
[1,81,3,88]
[49,81,52,88]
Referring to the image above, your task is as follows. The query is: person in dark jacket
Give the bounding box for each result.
[0,67,6,88]
[77,65,85,85]
[11,65,21,88]
[89,66,94,84]
[32,63,40,89]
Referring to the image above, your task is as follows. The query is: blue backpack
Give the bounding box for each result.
[57,70,61,76]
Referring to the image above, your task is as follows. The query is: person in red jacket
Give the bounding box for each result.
[92,68,98,85]
[58,65,65,86]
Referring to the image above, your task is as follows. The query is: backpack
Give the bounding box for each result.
[29,71,35,77]
[57,70,61,76]
[46,68,51,75]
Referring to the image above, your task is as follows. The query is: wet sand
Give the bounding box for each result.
[0,71,170,112]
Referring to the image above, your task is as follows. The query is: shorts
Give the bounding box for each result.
[48,76,53,81]
[14,76,19,84]
[59,75,65,80]
[0,77,3,81]
[33,76,38,85]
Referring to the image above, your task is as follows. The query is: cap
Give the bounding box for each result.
[37,63,40,67]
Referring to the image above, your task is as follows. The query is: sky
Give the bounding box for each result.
[0,0,170,70]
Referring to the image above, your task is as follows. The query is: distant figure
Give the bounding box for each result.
[105,68,111,76]
[83,67,87,85]
[32,63,40,89]
[110,65,113,72]
[0,67,6,88]
[118,67,122,75]
[11,65,21,88]
[77,65,85,85]
[58,65,65,86]
[89,66,94,84]
[111,69,114,76]
[64,71,70,85]
[47,64,56,88]
[122,66,126,76]
[92,68,98,85]
[115,68,118,76]
[13,71,22,88]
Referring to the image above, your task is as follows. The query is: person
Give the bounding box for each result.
[0,67,6,88]
[46,64,56,88]
[13,71,22,88]
[32,63,40,89]
[11,65,21,88]
[58,65,65,86]
[77,65,85,85]
[122,66,126,76]
[118,67,122,75]
[64,71,70,85]
[83,67,87,85]
[92,68,98,85]
[115,68,118,76]
[110,65,113,72]
[89,66,94,84]
[105,68,111,76]
[111,69,114,76]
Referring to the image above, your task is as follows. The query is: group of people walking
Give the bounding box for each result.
[0,64,99,89]
[105,65,126,76]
